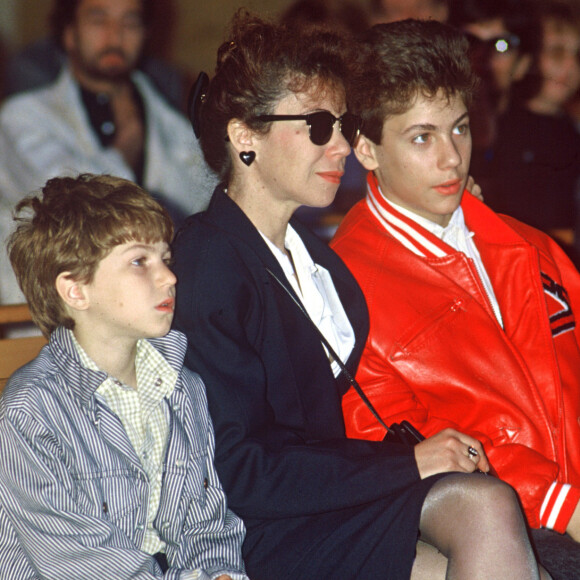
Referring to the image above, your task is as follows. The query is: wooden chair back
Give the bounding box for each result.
[0,304,47,392]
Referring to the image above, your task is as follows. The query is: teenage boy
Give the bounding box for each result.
[331,18,580,577]
[0,174,247,580]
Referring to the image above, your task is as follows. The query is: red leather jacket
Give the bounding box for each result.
[331,191,580,528]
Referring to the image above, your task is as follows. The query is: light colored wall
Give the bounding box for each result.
[15,0,51,48]
[0,0,18,47]
[172,1,297,75]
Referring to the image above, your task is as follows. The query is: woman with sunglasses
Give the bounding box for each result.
[172,12,545,580]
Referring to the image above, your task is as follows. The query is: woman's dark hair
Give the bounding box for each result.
[198,10,354,181]
[349,18,479,144]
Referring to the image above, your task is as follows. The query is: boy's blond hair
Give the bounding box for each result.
[8,174,174,337]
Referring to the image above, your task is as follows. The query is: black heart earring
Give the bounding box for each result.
[239,151,256,167]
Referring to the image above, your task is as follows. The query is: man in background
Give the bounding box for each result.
[0,0,217,308]
[2,2,184,109]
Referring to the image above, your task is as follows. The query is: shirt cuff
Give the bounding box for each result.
[540,482,580,533]
[209,573,249,580]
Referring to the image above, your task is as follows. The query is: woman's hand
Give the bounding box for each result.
[465,175,483,202]
[414,428,489,479]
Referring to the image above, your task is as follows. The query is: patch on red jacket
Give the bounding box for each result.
[541,272,575,336]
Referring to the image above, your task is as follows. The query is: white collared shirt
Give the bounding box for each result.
[382,197,504,327]
[261,224,355,376]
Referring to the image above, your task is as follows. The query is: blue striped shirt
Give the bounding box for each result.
[0,327,248,580]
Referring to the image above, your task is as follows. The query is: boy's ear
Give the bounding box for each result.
[354,134,380,171]
[227,119,256,155]
[56,272,89,312]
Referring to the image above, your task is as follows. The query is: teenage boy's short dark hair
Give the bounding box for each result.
[8,173,173,337]
[349,18,478,144]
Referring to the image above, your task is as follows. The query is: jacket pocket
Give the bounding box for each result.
[391,296,472,360]
[175,450,224,534]
[73,469,145,535]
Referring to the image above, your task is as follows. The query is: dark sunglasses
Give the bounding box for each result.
[254,111,361,147]
[464,31,521,54]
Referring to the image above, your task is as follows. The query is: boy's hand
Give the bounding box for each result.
[414,428,489,479]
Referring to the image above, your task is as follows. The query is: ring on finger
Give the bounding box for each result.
[467,446,479,459]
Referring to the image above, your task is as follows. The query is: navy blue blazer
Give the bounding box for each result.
[173,189,423,522]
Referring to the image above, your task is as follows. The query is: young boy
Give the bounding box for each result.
[0,174,248,579]
[331,18,580,577]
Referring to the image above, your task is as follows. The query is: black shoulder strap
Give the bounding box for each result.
[265,267,393,435]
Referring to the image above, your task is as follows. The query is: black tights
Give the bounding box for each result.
[411,473,551,579]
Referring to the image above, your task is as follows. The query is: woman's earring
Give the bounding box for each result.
[239,151,256,167]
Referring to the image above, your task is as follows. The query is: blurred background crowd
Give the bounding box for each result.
[0,0,578,297]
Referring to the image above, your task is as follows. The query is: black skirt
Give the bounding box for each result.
[242,473,446,580]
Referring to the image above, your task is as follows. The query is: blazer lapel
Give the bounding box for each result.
[205,188,369,375]
[205,188,304,303]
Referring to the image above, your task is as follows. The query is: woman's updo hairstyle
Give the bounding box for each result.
[199,10,354,181]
